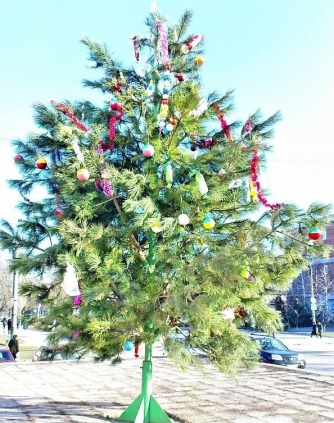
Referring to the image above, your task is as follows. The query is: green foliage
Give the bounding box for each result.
[1,9,332,376]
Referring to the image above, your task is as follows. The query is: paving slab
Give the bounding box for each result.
[0,357,334,422]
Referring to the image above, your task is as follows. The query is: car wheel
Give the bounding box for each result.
[299,362,306,369]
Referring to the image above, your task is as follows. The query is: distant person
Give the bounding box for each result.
[7,318,12,334]
[8,335,19,360]
[1,317,7,333]
[310,322,318,338]
[316,321,323,339]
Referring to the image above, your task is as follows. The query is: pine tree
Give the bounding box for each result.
[3,8,332,423]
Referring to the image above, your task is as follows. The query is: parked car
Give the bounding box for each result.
[249,333,306,369]
[32,345,83,362]
[0,346,15,363]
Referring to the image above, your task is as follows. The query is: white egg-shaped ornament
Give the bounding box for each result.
[77,168,90,182]
[178,214,190,226]
[142,145,155,158]
[195,172,208,195]
[151,221,163,233]
[203,216,215,230]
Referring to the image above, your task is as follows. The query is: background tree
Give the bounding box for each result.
[4,8,332,422]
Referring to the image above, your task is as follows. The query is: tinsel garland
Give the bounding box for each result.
[131,35,140,62]
[101,102,124,151]
[51,101,88,132]
[218,113,232,140]
[250,149,281,210]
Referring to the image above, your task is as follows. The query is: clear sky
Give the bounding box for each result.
[1,0,334,227]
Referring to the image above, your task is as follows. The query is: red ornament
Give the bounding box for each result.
[36,157,47,169]
[308,227,322,241]
[14,154,23,162]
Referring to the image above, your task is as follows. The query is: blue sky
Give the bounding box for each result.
[1,0,334,227]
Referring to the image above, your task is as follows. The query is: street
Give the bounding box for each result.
[277,331,334,374]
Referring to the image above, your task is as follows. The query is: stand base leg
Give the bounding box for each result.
[118,394,172,423]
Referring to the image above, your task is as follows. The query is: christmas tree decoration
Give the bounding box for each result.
[52,101,88,133]
[131,35,140,62]
[164,162,173,187]
[249,177,258,202]
[156,20,170,67]
[145,80,155,98]
[181,34,204,54]
[174,73,185,82]
[178,214,190,226]
[61,263,80,296]
[36,157,47,169]
[203,216,215,230]
[14,154,23,162]
[77,168,90,181]
[124,340,134,351]
[151,221,162,233]
[142,144,155,157]
[308,227,322,241]
[189,98,208,117]
[195,172,208,195]
[86,58,102,68]
[221,308,235,321]
[194,55,205,66]
[73,295,82,306]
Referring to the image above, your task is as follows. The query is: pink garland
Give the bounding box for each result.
[218,113,232,140]
[156,21,170,67]
[51,101,88,132]
[250,150,281,210]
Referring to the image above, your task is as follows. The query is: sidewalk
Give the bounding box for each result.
[1,357,334,422]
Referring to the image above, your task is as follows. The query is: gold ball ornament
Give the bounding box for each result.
[151,221,163,233]
[194,55,205,67]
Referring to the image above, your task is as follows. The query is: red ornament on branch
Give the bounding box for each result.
[308,227,322,241]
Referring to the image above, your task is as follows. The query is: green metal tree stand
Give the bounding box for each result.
[118,343,172,423]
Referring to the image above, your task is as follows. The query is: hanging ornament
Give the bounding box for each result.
[77,168,90,181]
[249,177,258,202]
[178,214,190,226]
[73,295,82,306]
[308,227,322,241]
[189,98,208,118]
[134,343,140,358]
[195,172,208,195]
[61,262,81,296]
[36,157,47,170]
[194,55,205,67]
[203,216,215,230]
[174,110,182,120]
[174,73,185,82]
[156,21,170,67]
[86,58,102,68]
[71,137,84,162]
[151,221,162,233]
[14,154,23,162]
[124,340,134,351]
[131,35,140,62]
[221,308,236,321]
[142,144,155,157]
[145,80,155,98]
[164,162,173,187]
[181,34,204,54]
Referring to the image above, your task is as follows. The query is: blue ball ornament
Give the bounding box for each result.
[124,340,134,351]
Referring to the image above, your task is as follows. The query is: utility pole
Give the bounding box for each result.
[10,247,18,338]
[310,260,317,324]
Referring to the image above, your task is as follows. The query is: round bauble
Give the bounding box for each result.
[203,217,215,230]
[151,221,163,233]
[14,154,23,162]
[77,168,90,181]
[194,55,205,67]
[142,145,155,157]
[178,214,190,226]
[124,340,134,351]
[308,227,322,241]
[36,157,47,169]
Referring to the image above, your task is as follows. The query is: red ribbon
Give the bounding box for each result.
[51,101,88,132]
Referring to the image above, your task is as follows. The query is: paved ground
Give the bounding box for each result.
[2,354,334,422]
